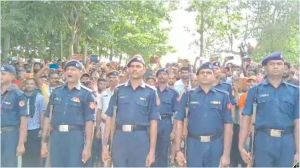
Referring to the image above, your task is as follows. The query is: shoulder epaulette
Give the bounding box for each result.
[81,85,93,92]
[285,82,299,89]
[145,83,157,91]
[116,83,126,88]
[215,88,229,95]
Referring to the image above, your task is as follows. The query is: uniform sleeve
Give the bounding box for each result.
[149,90,160,120]
[44,91,54,118]
[105,90,117,117]
[172,91,180,113]
[242,87,256,116]
[175,91,188,121]
[83,92,96,122]
[294,88,299,119]
[228,85,237,105]
[222,94,233,123]
[17,92,28,117]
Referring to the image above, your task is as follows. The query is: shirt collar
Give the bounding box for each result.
[262,78,287,87]
[124,80,146,88]
[64,82,81,90]
[194,86,216,93]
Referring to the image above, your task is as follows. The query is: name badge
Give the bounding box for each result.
[210,100,221,105]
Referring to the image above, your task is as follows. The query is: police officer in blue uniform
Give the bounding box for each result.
[212,61,236,106]
[174,62,233,167]
[239,52,299,167]
[102,55,160,167]
[41,60,96,167]
[153,68,179,167]
[1,65,28,167]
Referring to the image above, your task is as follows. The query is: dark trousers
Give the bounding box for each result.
[153,119,172,167]
[23,128,42,167]
[1,128,19,167]
[87,137,102,167]
[50,130,84,167]
[112,130,149,167]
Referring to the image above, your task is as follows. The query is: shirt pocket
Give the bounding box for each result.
[161,97,172,105]
[280,98,294,117]
[136,98,149,114]
[2,101,14,112]
[189,101,200,112]
[257,96,270,104]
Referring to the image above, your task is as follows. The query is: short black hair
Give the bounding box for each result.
[180,66,190,72]
[284,62,291,69]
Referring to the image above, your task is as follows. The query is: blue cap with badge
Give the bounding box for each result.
[196,62,214,75]
[1,65,17,75]
[64,60,84,70]
[156,68,168,77]
[261,51,284,66]
[127,55,145,67]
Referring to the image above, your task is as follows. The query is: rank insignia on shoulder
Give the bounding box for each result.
[89,102,96,109]
[227,103,233,110]
[19,100,25,107]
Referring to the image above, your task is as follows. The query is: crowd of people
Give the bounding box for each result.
[1,52,299,167]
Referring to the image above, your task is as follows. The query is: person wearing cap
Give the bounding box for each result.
[174,62,233,167]
[146,75,156,86]
[1,65,29,167]
[40,60,96,167]
[239,52,299,167]
[102,55,160,167]
[152,68,179,167]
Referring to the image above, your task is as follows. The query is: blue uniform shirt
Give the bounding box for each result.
[243,80,299,129]
[176,87,233,135]
[44,84,96,126]
[215,81,237,105]
[157,87,179,115]
[1,85,28,127]
[106,81,160,126]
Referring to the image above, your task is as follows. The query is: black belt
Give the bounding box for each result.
[53,125,83,132]
[188,132,222,142]
[256,127,293,137]
[116,124,147,132]
[1,126,18,134]
[160,114,172,120]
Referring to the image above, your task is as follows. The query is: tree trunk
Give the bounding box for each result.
[199,2,204,58]
[2,33,11,59]
[109,46,113,61]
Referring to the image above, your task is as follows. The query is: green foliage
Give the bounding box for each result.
[1,1,175,62]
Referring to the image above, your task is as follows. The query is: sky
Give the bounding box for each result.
[161,1,199,65]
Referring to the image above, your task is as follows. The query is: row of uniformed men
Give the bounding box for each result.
[1,52,299,167]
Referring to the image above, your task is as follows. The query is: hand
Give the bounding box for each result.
[145,151,155,167]
[239,147,252,165]
[170,130,175,141]
[102,147,112,166]
[175,151,186,167]
[182,126,188,139]
[220,154,230,167]
[81,147,91,164]
[16,143,25,156]
[40,142,48,158]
